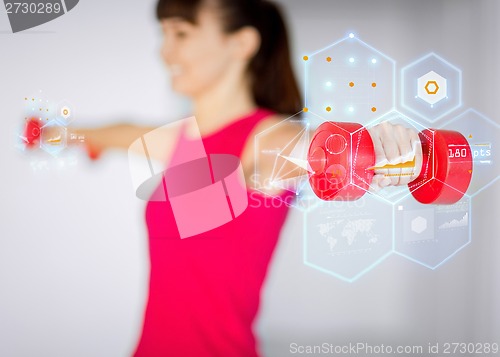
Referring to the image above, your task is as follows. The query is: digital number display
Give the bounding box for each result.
[448,147,469,158]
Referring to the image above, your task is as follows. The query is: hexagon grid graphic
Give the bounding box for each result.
[19,94,75,158]
[303,33,395,127]
[304,195,393,282]
[394,196,471,269]
[279,35,494,282]
[439,109,500,196]
[401,53,462,123]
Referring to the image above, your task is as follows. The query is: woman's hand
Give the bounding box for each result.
[71,127,105,160]
[367,122,423,192]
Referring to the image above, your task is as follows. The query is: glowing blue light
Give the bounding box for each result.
[348,106,354,112]
[371,58,377,64]
[326,81,332,87]
[349,57,355,63]
[349,33,355,39]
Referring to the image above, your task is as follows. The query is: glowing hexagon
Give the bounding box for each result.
[425,81,439,95]
[304,34,395,126]
[57,100,75,125]
[417,71,448,105]
[411,216,427,234]
[61,106,71,120]
[304,195,393,282]
[394,195,471,269]
[439,109,499,197]
[402,53,461,122]
[40,120,67,157]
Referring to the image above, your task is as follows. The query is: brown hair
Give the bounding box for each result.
[156,0,302,115]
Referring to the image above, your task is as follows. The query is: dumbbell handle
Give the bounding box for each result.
[307,122,473,204]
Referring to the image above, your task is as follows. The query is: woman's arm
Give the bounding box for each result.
[244,116,422,194]
[72,124,156,159]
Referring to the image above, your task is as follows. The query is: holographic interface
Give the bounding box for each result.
[16,92,84,173]
[254,33,498,282]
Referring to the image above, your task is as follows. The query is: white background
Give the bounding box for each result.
[0,1,498,356]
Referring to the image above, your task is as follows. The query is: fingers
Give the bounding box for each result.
[392,126,416,186]
[368,122,421,188]
[410,129,423,180]
[369,122,402,186]
[396,126,414,164]
[384,124,405,185]
[369,174,391,193]
[369,122,402,166]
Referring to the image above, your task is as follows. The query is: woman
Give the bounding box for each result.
[77,0,418,355]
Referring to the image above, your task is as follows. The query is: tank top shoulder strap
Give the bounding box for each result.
[202,108,275,158]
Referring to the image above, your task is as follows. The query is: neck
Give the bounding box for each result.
[192,75,257,135]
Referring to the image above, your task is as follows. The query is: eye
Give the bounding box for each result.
[161,19,193,40]
[175,30,188,39]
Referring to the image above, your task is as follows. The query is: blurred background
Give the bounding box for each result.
[0,0,498,356]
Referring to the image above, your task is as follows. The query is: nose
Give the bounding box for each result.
[161,35,176,64]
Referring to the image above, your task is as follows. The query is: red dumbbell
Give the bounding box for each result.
[307,122,473,204]
[23,118,42,148]
[22,117,100,160]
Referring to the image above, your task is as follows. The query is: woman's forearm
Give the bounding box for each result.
[73,123,156,154]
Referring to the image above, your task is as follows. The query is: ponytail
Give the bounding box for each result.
[249,1,302,115]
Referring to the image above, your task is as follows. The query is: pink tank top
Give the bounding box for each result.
[133,109,293,357]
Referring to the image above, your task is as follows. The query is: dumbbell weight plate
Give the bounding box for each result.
[308,122,375,200]
[409,129,473,204]
[25,118,41,147]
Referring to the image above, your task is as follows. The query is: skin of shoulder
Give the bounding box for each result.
[241,114,306,192]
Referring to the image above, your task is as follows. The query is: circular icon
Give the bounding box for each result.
[326,164,347,185]
[31,127,40,137]
[61,106,71,119]
[325,134,347,154]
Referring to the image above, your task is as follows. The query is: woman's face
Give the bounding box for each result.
[160,8,239,97]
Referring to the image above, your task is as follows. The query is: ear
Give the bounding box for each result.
[230,26,261,61]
